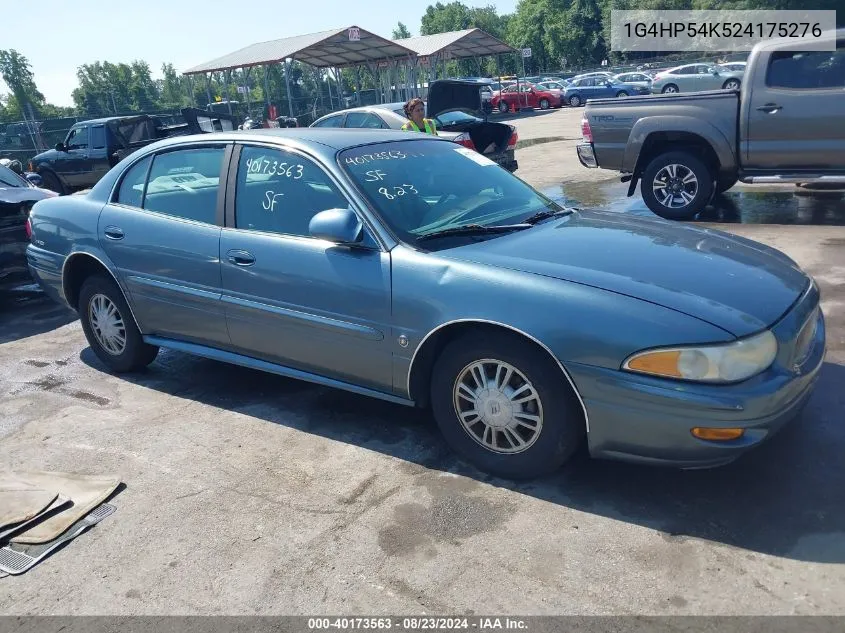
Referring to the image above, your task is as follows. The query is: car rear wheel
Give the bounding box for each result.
[539,98,550,110]
[498,101,509,113]
[568,95,581,107]
[641,151,714,220]
[78,274,159,372]
[40,171,64,195]
[662,84,679,94]
[616,91,629,98]
[723,79,741,91]
[430,332,584,480]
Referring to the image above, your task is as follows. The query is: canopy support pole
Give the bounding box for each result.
[284,59,294,119]
[205,73,213,110]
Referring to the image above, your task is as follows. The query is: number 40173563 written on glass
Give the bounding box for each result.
[246,157,303,179]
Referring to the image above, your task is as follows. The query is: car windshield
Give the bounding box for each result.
[0,165,29,188]
[339,139,562,248]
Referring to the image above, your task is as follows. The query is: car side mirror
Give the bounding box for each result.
[55,142,66,152]
[25,172,43,187]
[711,69,719,75]
[309,207,364,245]
[605,81,613,86]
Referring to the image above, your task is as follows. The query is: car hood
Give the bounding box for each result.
[31,149,61,163]
[439,210,809,337]
[427,79,486,119]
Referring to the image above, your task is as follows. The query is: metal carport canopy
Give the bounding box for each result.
[182,26,417,74]
[392,28,516,60]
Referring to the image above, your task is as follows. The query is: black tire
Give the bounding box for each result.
[568,94,582,107]
[640,150,714,220]
[498,101,509,113]
[716,175,738,194]
[430,332,585,480]
[78,274,159,373]
[722,79,741,91]
[616,91,629,98]
[662,84,679,94]
[40,171,65,195]
[539,98,550,110]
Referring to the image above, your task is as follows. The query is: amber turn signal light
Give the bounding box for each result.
[691,427,745,441]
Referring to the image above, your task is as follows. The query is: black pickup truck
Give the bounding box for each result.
[577,28,845,219]
[28,108,239,195]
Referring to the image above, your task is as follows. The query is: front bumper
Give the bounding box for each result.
[567,285,826,468]
[576,143,597,168]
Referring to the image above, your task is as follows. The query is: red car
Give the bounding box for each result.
[490,83,562,113]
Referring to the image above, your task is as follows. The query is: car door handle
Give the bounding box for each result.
[226,249,255,266]
[756,103,782,113]
[104,226,124,240]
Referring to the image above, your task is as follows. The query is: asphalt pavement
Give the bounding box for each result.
[1,113,844,614]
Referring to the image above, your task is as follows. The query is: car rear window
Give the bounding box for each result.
[339,139,559,248]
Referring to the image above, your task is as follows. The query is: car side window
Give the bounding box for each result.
[142,147,225,224]
[67,126,89,150]
[234,145,350,237]
[115,155,152,208]
[345,112,386,129]
[314,115,343,127]
[91,125,106,150]
[766,44,845,89]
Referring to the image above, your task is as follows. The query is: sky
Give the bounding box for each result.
[2,0,519,108]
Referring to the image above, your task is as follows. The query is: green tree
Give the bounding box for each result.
[0,49,45,118]
[393,22,412,39]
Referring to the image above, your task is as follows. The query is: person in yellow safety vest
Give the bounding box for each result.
[401,97,438,135]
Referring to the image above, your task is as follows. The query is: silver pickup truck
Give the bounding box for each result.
[577,28,845,219]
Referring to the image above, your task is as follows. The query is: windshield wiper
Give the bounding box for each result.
[523,207,576,224]
[416,223,531,242]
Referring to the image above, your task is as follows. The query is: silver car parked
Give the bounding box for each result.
[26,129,825,479]
[651,63,744,94]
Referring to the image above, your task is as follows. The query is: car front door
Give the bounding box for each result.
[344,112,388,129]
[60,125,92,188]
[219,143,393,392]
[98,144,231,347]
[744,40,845,170]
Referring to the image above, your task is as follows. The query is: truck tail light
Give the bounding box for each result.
[507,129,518,147]
[453,132,476,150]
[581,116,593,143]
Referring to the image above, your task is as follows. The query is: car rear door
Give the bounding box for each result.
[98,143,231,347]
[218,142,393,392]
[744,40,845,170]
[344,112,388,129]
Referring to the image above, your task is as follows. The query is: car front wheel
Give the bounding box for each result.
[662,84,679,93]
[78,274,159,372]
[723,79,741,90]
[568,95,581,107]
[430,332,584,480]
[539,98,550,109]
[641,151,714,220]
[498,101,509,113]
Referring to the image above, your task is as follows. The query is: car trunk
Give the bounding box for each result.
[428,80,513,155]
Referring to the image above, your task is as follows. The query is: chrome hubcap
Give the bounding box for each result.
[89,294,126,355]
[453,359,543,454]
[653,163,699,209]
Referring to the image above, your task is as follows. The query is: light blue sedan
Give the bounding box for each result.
[25,129,825,479]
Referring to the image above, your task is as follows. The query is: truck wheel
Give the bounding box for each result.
[641,151,714,220]
[40,171,65,195]
[430,331,584,480]
[568,95,582,107]
[722,79,741,91]
[498,101,509,113]
[661,84,679,94]
[716,175,738,193]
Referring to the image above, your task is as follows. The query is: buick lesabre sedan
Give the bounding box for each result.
[26,129,825,479]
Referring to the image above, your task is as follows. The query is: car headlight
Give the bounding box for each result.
[622,330,778,383]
